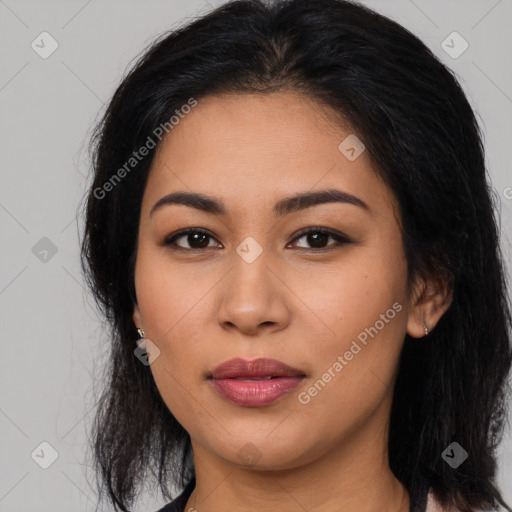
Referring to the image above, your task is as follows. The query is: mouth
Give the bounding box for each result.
[208,357,306,407]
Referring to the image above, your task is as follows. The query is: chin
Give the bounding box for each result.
[214,435,319,471]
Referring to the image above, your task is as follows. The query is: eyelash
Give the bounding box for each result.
[163,227,353,252]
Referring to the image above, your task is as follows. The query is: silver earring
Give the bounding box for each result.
[423,322,429,336]
[137,328,145,339]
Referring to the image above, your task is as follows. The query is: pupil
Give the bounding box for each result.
[190,233,209,248]
[308,232,328,248]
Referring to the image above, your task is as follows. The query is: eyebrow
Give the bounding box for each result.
[149,189,370,217]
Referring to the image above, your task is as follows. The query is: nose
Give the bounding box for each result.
[216,248,291,336]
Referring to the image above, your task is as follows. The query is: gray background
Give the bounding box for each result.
[0,0,511,511]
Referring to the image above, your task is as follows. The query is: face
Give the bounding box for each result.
[132,91,425,470]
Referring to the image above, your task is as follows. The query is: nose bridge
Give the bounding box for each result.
[216,238,289,333]
[237,241,270,285]
[227,240,274,306]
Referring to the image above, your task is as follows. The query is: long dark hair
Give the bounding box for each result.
[79,0,512,510]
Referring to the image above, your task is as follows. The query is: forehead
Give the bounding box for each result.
[142,91,397,220]
[151,91,349,171]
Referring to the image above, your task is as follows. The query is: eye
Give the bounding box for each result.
[163,227,352,252]
[287,227,352,250]
[164,228,222,250]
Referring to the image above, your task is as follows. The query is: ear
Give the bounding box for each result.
[406,270,453,338]
[132,303,142,330]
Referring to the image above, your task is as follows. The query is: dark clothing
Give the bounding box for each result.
[155,476,430,512]
[155,477,195,512]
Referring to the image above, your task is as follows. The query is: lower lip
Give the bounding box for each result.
[210,377,304,407]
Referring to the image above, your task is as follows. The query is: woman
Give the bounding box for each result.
[79,0,512,511]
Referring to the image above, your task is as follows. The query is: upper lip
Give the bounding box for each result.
[209,357,306,379]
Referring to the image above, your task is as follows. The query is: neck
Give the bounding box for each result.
[184,406,409,512]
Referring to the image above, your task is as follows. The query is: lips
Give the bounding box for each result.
[208,357,306,407]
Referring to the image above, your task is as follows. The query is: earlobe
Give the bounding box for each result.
[406,273,454,339]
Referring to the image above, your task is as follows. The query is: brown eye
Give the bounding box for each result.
[164,229,221,250]
[289,228,352,250]
[163,227,352,252]
[300,231,330,249]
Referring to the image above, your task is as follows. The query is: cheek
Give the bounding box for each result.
[133,251,210,406]
[306,250,407,341]
[300,251,408,399]
[134,245,212,339]
[136,266,210,430]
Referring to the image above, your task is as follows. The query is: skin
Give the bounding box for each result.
[132,91,452,512]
